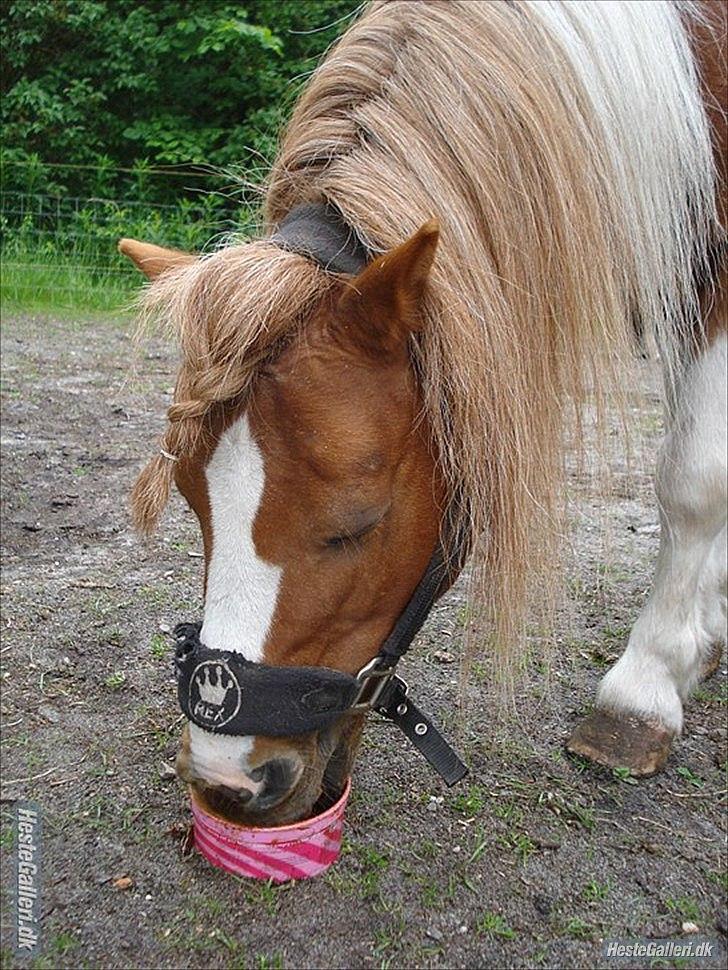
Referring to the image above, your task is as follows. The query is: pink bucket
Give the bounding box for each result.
[190,780,351,883]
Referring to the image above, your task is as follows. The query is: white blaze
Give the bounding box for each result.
[188,414,282,789]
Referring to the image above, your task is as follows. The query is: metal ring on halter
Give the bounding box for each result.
[160,449,180,462]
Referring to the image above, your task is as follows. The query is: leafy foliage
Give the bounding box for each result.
[1,0,359,202]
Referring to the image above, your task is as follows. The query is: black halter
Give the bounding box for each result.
[173,202,468,787]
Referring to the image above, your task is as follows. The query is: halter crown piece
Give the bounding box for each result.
[173,202,468,786]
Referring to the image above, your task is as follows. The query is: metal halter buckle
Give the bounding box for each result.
[351,657,405,710]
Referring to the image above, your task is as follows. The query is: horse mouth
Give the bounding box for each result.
[189,737,349,828]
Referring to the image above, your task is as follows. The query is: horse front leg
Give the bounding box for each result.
[568,308,727,775]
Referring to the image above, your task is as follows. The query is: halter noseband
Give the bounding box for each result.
[173,202,468,787]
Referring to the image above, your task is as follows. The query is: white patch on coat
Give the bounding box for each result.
[597,334,727,732]
[188,414,282,789]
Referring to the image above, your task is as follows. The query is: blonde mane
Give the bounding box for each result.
[133,0,719,658]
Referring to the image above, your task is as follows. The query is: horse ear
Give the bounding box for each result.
[118,238,197,280]
[336,219,439,353]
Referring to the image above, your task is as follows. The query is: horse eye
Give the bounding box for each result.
[324,521,378,550]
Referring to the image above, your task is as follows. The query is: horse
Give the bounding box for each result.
[119,0,726,827]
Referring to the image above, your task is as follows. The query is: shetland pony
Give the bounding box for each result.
[120,0,726,825]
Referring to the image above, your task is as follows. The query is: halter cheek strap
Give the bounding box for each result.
[172,202,468,787]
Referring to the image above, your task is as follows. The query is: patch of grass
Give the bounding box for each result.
[256,955,283,970]
[452,784,486,815]
[692,681,727,705]
[676,766,704,789]
[584,646,614,668]
[150,726,177,751]
[25,932,80,966]
[104,627,125,648]
[104,671,126,690]
[498,830,536,866]
[707,868,728,893]
[583,879,611,903]
[372,926,399,958]
[538,789,595,831]
[121,805,146,831]
[419,879,440,908]
[466,657,489,683]
[76,793,116,833]
[353,844,390,900]
[601,624,630,647]
[612,765,638,785]
[595,563,631,584]
[242,879,285,917]
[665,895,701,922]
[1,251,135,316]
[562,916,594,940]
[0,732,30,749]
[417,872,461,910]
[493,799,523,825]
[467,825,489,865]
[0,824,15,851]
[477,911,516,940]
[412,838,439,861]
[149,633,168,661]
[50,931,79,957]
[138,584,171,607]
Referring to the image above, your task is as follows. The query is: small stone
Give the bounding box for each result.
[159,762,177,780]
[641,842,660,855]
[38,705,60,724]
[458,925,468,935]
[113,876,133,891]
[426,927,443,942]
[682,921,699,934]
[158,621,172,634]
[535,837,561,850]
[145,894,152,901]
[433,650,456,664]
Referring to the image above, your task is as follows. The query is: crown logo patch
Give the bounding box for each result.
[188,661,242,730]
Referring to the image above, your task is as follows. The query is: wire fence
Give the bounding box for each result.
[0,178,250,312]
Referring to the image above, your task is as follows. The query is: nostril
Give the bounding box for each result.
[252,758,300,810]
[216,784,253,804]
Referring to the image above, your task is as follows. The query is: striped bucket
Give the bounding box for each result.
[190,779,351,883]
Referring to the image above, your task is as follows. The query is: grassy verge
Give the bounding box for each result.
[1,249,138,317]
[1,191,243,316]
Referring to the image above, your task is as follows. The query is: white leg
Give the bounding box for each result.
[597,332,727,732]
[568,331,727,772]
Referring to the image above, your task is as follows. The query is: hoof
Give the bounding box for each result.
[566,709,674,776]
[699,642,725,681]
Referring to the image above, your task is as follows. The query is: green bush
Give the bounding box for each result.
[1,0,359,204]
[1,0,359,311]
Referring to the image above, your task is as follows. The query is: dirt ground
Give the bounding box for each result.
[0,312,726,970]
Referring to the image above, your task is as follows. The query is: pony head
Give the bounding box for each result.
[122,223,447,823]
